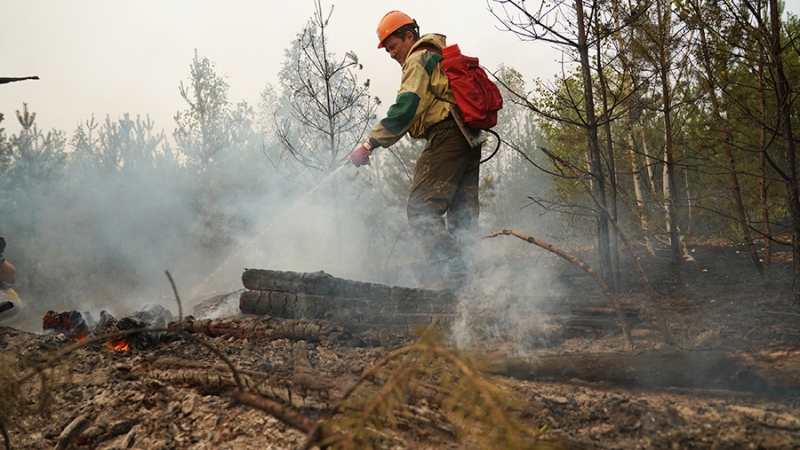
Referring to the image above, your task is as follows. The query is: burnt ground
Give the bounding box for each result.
[1,241,800,449]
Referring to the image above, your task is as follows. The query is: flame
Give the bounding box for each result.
[42,310,89,341]
[105,339,130,352]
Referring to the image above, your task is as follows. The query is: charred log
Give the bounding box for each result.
[239,269,456,333]
[116,304,175,347]
[496,348,800,395]
[92,310,118,334]
[89,306,177,349]
[292,340,336,391]
[42,310,89,341]
[168,315,354,344]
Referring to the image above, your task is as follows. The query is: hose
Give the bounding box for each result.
[479,129,502,164]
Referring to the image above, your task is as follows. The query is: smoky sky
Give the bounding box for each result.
[0,0,565,139]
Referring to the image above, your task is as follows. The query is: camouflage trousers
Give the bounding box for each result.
[407,116,481,281]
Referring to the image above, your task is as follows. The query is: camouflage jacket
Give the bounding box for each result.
[369,33,456,148]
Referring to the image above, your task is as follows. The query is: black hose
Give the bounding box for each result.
[479,129,502,164]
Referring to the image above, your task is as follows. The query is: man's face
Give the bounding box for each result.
[383,31,415,66]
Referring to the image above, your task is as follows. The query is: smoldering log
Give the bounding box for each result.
[168,315,354,343]
[239,269,456,333]
[239,269,639,341]
[89,306,177,349]
[495,348,800,394]
[116,304,175,347]
[42,310,89,341]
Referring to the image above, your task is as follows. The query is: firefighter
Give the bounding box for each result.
[348,11,481,290]
[0,237,21,322]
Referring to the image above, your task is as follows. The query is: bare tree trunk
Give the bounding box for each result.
[661,137,680,260]
[597,40,621,293]
[758,46,773,271]
[576,0,613,284]
[628,125,656,257]
[656,0,682,266]
[768,0,800,307]
[681,171,695,262]
[692,0,765,277]
[641,128,658,196]
[611,5,656,259]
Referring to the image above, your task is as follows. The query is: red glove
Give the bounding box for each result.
[348,141,374,167]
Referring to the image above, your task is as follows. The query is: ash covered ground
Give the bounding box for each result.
[2,242,800,449]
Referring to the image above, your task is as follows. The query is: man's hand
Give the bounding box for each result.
[348,141,374,167]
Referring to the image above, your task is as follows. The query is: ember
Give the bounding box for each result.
[42,310,89,341]
[104,338,130,352]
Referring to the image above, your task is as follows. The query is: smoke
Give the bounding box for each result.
[0,112,421,335]
[2,136,569,361]
[2,134,568,363]
[450,235,564,354]
[2,117,564,360]
[202,165,398,292]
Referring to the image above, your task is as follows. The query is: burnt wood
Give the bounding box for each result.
[239,269,457,333]
[496,348,800,395]
[168,315,354,344]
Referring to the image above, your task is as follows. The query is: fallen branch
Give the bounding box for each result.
[146,356,338,409]
[165,270,183,321]
[229,391,319,433]
[485,229,634,350]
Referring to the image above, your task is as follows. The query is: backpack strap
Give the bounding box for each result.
[412,42,441,54]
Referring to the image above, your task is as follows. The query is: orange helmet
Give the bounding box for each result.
[376,10,415,49]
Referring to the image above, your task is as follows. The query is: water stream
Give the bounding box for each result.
[194,163,353,297]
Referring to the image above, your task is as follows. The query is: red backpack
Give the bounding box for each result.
[419,43,503,130]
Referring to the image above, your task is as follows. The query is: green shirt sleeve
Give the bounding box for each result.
[369,51,436,148]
